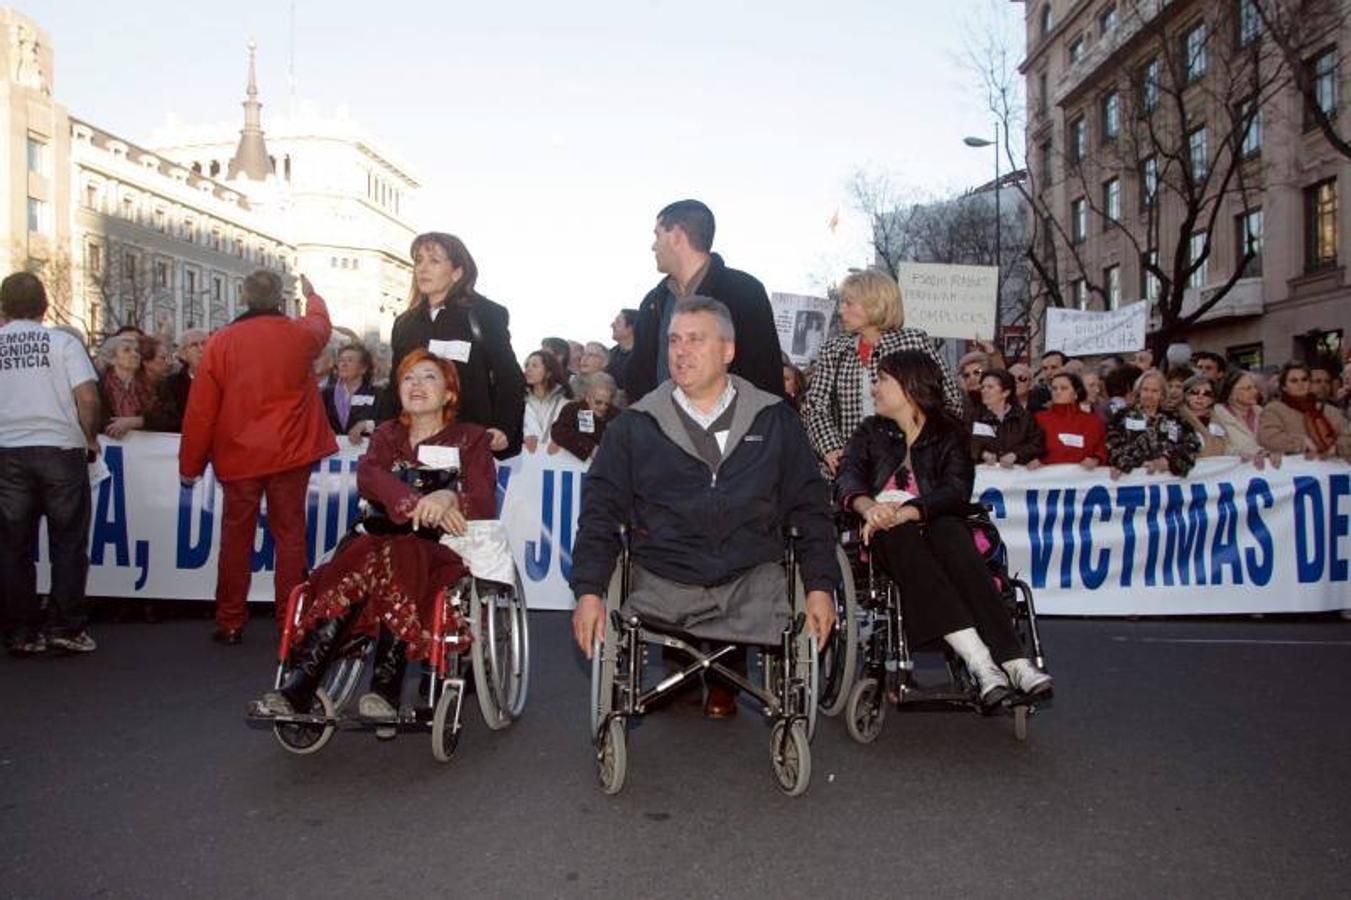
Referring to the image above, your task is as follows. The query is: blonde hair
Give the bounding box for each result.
[839,269,904,330]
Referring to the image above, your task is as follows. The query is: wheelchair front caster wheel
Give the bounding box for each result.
[273,688,336,756]
[770,720,811,796]
[845,677,885,744]
[1013,704,1028,743]
[597,718,627,795]
[431,684,462,763]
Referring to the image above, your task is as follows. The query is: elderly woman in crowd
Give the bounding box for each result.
[1106,369,1198,477]
[389,232,526,457]
[1008,362,1035,409]
[802,269,963,473]
[143,329,207,433]
[551,372,619,462]
[322,342,380,444]
[1258,361,1351,462]
[251,349,497,724]
[1032,371,1105,470]
[835,351,1052,707]
[957,350,989,418]
[97,333,156,439]
[571,341,610,398]
[969,369,1044,467]
[522,349,571,454]
[1210,369,1271,464]
[139,334,173,384]
[1177,374,1227,459]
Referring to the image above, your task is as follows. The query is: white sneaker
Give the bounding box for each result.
[944,628,1011,709]
[1003,658,1053,697]
[358,692,397,719]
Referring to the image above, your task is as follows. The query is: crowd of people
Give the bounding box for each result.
[3,193,1349,667]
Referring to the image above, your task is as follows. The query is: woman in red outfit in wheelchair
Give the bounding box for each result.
[250,349,497,721]
[834,350,1052,709]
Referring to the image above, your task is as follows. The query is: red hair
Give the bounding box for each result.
[396,349,461,427]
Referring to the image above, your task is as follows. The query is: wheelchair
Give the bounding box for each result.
[588,527,821,796]
[248,478,530,762]
[836,507,1049,743]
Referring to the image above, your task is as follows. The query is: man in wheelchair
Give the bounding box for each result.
[570,296,837,714]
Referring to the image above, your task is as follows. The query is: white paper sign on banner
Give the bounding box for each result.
[894,262,999,340]
[1044,302,1148,356]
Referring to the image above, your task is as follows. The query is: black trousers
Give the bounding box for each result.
[873,516,1022,663]
[0,447,92,640]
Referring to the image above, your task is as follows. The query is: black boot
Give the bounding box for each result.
[358,629,407,730]
[275,612,355,712]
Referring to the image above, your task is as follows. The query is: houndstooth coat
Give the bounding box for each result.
[801,327,965,459]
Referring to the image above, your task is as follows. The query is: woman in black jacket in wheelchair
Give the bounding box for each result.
[835,350,1052,708]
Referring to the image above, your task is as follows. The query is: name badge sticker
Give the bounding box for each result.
[1058,432,1085,448]
[417,444,461,470]
[577,410,595,434]
[972,422,997,438]
[351,395,375,406]
[1208,422,1226,437]
[1125,417,1147,432]
[428,339,472,363]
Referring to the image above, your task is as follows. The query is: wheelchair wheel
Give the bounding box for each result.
[597,717,628,795]
[501,569,531,719]
[845,677,885,744]
[272,688,336,756]
[770,720,811,797]
[1013,704,1029,743]
[470,580,522,731]
[431,681,463,763]
[818,545,860,717]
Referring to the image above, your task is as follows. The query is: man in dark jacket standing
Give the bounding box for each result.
[570,297,836,717]
[625,200,784,403]
[180,272,337,644]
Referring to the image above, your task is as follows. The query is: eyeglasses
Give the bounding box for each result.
[1187,389,1213,398]
[1015,375,1031,382]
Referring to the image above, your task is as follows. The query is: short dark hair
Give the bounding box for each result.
[336,342,374,380]
[657,199,716,253]
[877,350,963,432]
[1041,349,1067,366]
[1279,360,1311,389]
[619,308,640,328]
[1309,359,1340,380]
[0,272,48,320]
[981,368,1016,397]
[1051,371,1088,403]
[541,337,571,368]
[242,270,283,310]
[1104,363,1143,399]
[1191,350,1226,372]
[1165,365,1193,383]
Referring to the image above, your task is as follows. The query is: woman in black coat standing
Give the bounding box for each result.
[387,232,526,458]
[834,351,1052,709]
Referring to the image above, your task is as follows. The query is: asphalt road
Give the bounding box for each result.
[2,609,1349,899]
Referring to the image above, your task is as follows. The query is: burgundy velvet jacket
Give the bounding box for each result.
[356,419,497,525]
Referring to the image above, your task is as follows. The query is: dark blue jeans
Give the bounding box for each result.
[0,446,91,641]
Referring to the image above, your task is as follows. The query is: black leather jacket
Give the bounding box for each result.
[834,414,979,522]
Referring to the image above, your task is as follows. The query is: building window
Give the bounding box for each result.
[1071,278,1088,309]
[1101,90,1120,141]
[1139,57,1160,112]
[1236,207,1263,276]
[1183,22,1208,84]
[1068,34,1086,64]
[26,136,48,176]
[1040,4,1054,39]
[84,183,99,209]
[1237,0,1260,46]
[1307,47,1338,126]
[1068,116,1087,162]
[212,277,223,302]
[154,260,169,289]
[1238,97,1262,157]
[1071,197,1087,243]
[1104,265,1121,309]
[331,256,338,268]
[26,197,49,234]
[1037,71,1048,115]
[1305,177,1339,270]
[154,208,167,232]
[1188,125,1208,181]
[1038,139,1053,185]
[1103,177,1121,223]
[1099,6,1117,36]
[1141,250,1161,303]
[1141,156,1159,210]
[86,242,103,279]
[1188,232,1208,288]
[352,258,360,270]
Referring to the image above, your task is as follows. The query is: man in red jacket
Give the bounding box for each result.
[180,272,338,644]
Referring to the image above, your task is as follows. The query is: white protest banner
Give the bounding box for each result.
[770,292,834,366]
[36,437,1351,616]
[895,262,998,340]
[1044,302,1148,356]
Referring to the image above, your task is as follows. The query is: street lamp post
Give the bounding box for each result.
[964,125,1001,347]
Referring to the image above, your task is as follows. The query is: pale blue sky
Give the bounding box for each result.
[31,0,1024,353]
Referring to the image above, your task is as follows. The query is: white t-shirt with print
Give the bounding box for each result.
[0,319,98,449]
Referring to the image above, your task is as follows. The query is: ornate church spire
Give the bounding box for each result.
[226,39,273,182]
